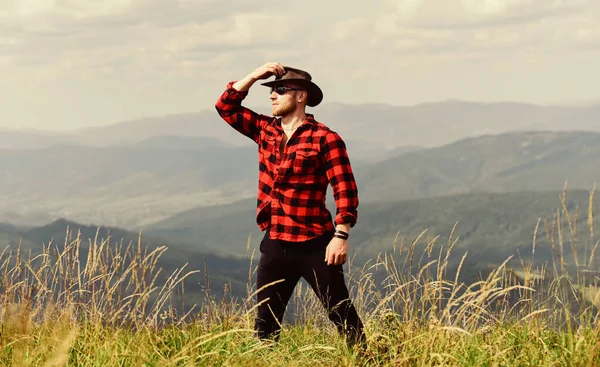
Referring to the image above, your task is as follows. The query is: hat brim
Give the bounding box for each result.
[261,79,323,107]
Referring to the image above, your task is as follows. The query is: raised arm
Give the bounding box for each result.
[215,62,286,144]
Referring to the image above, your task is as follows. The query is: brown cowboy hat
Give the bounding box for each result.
[260,66,323,107]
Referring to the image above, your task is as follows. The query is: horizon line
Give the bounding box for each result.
[1,98,598,133]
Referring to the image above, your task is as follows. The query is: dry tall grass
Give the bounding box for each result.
[1,187,599,366]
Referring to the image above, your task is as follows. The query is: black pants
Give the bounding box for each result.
[254,229,365,345]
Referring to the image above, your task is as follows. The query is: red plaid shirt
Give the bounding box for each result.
[215,81,359,242]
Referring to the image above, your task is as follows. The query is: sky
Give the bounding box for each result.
[1,0,599,131]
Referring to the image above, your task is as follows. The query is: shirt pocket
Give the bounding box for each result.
[292,147,320,175]
[259,135,278,164]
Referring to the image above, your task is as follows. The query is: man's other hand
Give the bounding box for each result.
[325,237,349,266]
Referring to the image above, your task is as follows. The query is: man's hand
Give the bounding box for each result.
[325,237,349,266]
[233,62,285,92]
[250,62,286,80]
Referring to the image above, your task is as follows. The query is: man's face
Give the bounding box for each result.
[269,82,304,117]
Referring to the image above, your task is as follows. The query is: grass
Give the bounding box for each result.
[1,186,600,366]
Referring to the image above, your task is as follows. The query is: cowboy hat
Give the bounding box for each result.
[260,66,323,107]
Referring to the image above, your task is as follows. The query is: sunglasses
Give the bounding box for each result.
[270,86,304,95]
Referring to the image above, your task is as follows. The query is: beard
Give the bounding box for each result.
[272,100,296,116]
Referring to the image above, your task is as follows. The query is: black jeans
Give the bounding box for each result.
[254,229,365,345]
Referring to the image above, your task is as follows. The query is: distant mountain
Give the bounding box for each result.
[2,131,600,228]
[0,133,414,228]
[0,136,258,227]
[344,139,423,162]
[65,108,428,161]
[2,101,599,151]
[0,222,20,244]
[0,127,75,149]
[133,135,232,150]
[2,100,598,228]
[357,131,600,201]
[71,111,249,147]
[143,198,258,254]
[23,218,146,249]
[67,101,600,151]
[148,198,256,231]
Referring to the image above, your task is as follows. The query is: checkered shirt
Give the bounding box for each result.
[215,81,359,241]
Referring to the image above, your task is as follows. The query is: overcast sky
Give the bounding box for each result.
[1,0,599,131]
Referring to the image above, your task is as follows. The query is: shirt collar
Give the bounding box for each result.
[274,114,317,132]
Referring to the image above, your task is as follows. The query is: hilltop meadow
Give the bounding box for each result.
[2,114,600,365]
[1,188,599,366]
[2,0,600,361]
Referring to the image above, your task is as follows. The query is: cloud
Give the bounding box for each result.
[384,0,591,26]
[352,0,600,58]
[413,1,586,29]
[4,0,594,73]
[1,0,298,75]
[3,0,284,34]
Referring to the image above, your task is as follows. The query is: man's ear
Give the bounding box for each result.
[299,90,308,103]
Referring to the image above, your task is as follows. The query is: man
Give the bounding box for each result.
[215,62,365,346]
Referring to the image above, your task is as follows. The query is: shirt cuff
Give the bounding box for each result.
[335,212,357,227]
[225,81,248,98]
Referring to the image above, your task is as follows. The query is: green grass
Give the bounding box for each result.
[1,188,599,366]
[2,313,598,366]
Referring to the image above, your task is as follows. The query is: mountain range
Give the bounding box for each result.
[357,130,600,201]
[2,101,599,150]
[1,129,599,229]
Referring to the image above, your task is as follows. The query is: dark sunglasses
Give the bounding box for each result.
[270,86,304,95]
